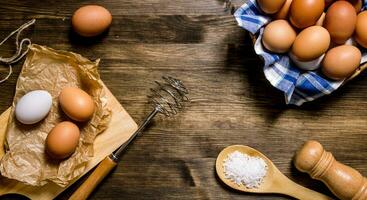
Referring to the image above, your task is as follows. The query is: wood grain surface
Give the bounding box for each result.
[0,0,366,199]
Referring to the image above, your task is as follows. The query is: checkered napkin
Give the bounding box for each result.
[234,0,367,105]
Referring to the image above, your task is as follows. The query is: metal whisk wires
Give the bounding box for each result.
[110,76,189,161]
[148,76,189,117]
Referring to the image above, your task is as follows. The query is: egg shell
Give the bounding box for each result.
[262,20,297,53]
[355,11,367,48]
[257,0,286,14]
[46,121,80,160]
[59,87,95,122]
[340,0,362,13]
[290,0,325,29]
[273,0,293,19]
[15,90,52,124]
[291,26,330,61]
[289,52,324,71]
[322,45,361,80]
[324,1,357,44]
[72,5,112,37]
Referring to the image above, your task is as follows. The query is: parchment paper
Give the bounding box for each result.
[0,44,111,187]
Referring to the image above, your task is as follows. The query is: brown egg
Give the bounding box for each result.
[59,87,95,122]
[290,0,325,29]
[46,121,80,160]
[355,11,367,48]
[316,12,326,26]
[273,0,293,19]
[292,26,330,61]
[324,1,357,44]
[257,0,286,14]
[322,45,361,80]
[340,0,362,13]
[262,20,297,53]
[72,5,112,37]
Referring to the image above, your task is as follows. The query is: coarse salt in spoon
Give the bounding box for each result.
[216,145,333,200]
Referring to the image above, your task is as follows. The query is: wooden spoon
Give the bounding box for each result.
[216,145,332,200]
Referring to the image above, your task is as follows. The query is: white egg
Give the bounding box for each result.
[289,52,324,71]
[15,90,52,124]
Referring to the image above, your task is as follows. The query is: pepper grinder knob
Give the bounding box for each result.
[294,140,367,200]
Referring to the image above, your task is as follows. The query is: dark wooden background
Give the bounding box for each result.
[0,0,366,199]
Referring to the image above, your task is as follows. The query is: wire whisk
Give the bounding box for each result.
[148,76,189,117]
[111,76,189,161]
[69,76,190,200]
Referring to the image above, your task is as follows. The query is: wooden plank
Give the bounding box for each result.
[0,15,245,45]
[1,0,367,199]
[0,0,244,15]
[0,86,138,199]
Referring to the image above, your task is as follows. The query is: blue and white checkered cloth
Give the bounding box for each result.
[234,0,367,105]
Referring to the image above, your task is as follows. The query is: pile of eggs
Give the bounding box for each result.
[259,0,366,80]
[15,87,95,160]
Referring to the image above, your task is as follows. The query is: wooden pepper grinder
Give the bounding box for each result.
[294,140,367,200]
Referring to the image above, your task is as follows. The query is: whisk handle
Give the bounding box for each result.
[112,108,159,160]
[69,108,159,200]
[69,156,117,200]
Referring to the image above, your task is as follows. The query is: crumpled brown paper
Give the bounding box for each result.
[0,44,111,187]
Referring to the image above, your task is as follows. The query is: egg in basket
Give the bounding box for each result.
[233,0,367,105]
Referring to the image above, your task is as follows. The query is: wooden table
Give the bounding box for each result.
[0,1,366,199]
